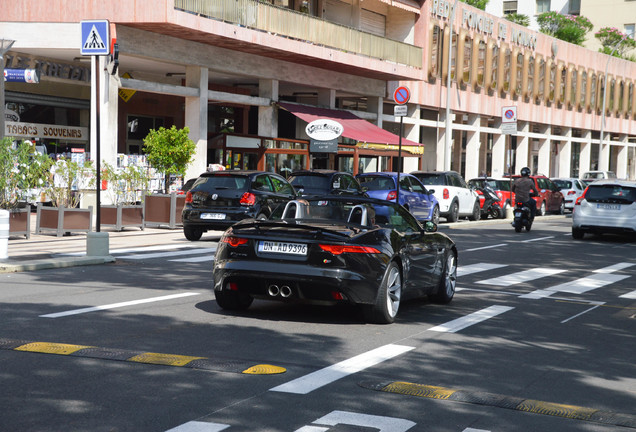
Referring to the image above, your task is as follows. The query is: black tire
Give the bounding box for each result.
[468,201,481,221]
[515,225,522,233]
[557,201,565,215]
[184,226,203,241]
[363,261,402,324]
[215,289,253,310]
[431,250,457,304]
[572,228,584,239]
[539,201,546,216]
[447,201,459,222]
[431,205,440,225]
[525,222,532,232]
[489,205,504,219]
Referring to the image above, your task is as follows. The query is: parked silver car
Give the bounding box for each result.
[551,177,586,211]
[572,180,636,239]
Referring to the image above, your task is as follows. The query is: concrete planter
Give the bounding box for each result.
[100,204,144,231]
[35,203,93,237]
[8,206,31,239]
[143,193,186,229]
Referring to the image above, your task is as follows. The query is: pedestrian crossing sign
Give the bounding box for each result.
[80,20,110,56]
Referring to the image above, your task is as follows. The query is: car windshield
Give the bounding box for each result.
[585,185,636,204]
[553,180,572,189]
[414,174,444,186]
[194,175,248,191]
[289,175,330,190]
[357,176,395,191]
[493,180,512,191]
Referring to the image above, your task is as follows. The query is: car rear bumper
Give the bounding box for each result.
[182,208,254,231]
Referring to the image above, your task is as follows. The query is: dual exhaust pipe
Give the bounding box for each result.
[268,284,292,298]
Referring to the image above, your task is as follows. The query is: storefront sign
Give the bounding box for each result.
[4,69,40,83]
[306,119,344,141]
[4,109,19,122]
[5,121,88,141]
[3,53,91,82]
[310,138,338,153]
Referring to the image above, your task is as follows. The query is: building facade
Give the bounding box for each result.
[2,0,636,194]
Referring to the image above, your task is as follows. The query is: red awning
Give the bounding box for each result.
[279,102,421,148]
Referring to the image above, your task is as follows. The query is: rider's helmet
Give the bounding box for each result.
[521,167,531,177]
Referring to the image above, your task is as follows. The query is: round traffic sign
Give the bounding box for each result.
[393,86,410,105]
[504,109,515,119]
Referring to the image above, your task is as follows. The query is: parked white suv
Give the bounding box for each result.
[572,179,636,239]
[411,170,480,222]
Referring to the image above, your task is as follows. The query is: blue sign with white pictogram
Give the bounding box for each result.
[80,20,110,56]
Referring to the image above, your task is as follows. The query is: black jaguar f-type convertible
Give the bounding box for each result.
[212,196,457,324]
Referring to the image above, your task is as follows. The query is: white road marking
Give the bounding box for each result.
[620,290,636,299]
[477,268,566,286]
[463,429,491,432]
[119,248,216,260]
[170,255,216,263]
[40,292,201,318]
[521,236,554,243]
[428,305,514,333]
[561,304,605,324]
[165,421,230,432]
[301,411,416,432]
[464,244,507,252]
[593,262,635,273]
[270,344,414,395]
[458,263,508,277]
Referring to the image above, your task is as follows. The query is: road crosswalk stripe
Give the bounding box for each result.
[170,255,215,263]
[118,248,216,260]
[620,290,636,299]
[458,263,507,277]
[476,268,566,287]
[428,305,514,333]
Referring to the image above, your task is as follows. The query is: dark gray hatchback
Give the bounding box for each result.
[181,170,296,240]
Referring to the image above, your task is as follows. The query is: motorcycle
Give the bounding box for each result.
[512,200,533,232]
[475,184,504,219]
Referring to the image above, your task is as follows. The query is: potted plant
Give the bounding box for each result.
[35,157,96,236]
[1,138,52,238]
[142,126,196,228]
[100,163,150,231]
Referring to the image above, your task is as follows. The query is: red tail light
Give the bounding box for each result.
[476,190,484,195]
[575,187,588,205]
[443,188,450,200]
[319,244,381,255]
[221,236,248,247]
[185,191,193,203]
[240,192,256,206]
[567,191,576,196]
[386,190,397,201]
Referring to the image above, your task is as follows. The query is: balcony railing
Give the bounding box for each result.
[174,0,422,68]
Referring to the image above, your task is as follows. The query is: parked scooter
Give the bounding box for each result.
[512,201,533,232]
[475,184,504,219]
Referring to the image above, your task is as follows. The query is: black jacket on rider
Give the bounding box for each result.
[512,177,539,218]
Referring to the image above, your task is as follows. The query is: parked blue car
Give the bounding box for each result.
[356,172,440,224]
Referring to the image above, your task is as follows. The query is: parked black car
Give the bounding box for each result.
[212,196,457,324]
[182,170,296,241]
[288,169,366,197]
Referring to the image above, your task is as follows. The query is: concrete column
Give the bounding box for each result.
[100,58,119,170]
[616,135,629,179]
[579,130,592,177]
[436,111,448,170]
[185,66,209,180]
[537,124,551,176]
[491,119,506,178]
[515,121,530,173]
[258,79,278,138]
[464,114,481,180]
[599,134,611,172]
[405,104,420,145]
[367,96,383,128]
[317,89,336,109]
[557,127,572,178]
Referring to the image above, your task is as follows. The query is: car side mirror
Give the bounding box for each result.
[424,221,437,232]
[428,189,435,194]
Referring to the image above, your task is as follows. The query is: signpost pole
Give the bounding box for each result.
[94,55,101,232]
[396,115,403,205]
[392,86,410,208]
[0,39,16,141]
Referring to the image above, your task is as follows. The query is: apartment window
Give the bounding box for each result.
[503,1,517,14]
[625,24,635,38]
[568,0,580,15]
[536,0,550,14]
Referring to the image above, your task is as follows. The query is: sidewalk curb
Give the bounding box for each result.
[0,255,115,274]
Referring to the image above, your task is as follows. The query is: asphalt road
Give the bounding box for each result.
[0,217,635,431]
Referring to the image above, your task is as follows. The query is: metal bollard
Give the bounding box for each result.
[0,209,9,260]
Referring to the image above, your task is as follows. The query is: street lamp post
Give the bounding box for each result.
[443,0,457,171]
[0,39,17,141]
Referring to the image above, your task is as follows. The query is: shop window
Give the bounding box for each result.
[126,115,164,154]
[265,152,306,176]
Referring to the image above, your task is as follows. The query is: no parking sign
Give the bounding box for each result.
[501,106,517,135]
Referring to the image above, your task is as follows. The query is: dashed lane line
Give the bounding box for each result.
[359,380,636,429]
[0,338,286,375]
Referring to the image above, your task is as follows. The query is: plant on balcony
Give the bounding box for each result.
[459,0,488,10]
[537,12,592,46]
[143,125,196,194]
[595,27,636,59]
[505,13,530,27]
[0,137,52,209]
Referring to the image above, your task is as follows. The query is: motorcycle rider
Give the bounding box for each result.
[512,167,539,221]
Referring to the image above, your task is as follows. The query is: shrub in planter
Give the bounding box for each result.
[100,163,151,230]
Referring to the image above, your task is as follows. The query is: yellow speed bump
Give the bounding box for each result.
[127,352,206,367]
[242,364,287,375]
[383,382,457,400]
[517,400,597,420]
[15,342,94,355]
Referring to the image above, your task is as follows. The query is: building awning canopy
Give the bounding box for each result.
[279,102,422,151]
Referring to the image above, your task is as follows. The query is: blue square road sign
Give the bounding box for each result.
[80,20,110,56]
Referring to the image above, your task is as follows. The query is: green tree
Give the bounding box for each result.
[143,125,196,193]
[537,11,593,46]
[460,0,488,10]
[505,13,530,27]
[595,27,636,59]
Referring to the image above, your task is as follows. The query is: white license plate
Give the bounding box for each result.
[200,213,226,220]
[596,204,621,210]
[514,211,523,217]
[258,241,307,255]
